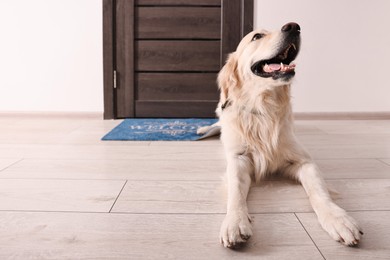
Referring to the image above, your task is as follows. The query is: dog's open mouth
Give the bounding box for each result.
[251,42,299,80]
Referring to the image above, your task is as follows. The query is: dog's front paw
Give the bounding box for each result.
[319,205,363,246]
[197,125,211,135]
[220,212,253,248]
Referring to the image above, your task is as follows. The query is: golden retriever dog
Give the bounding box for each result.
[198,22,363,248]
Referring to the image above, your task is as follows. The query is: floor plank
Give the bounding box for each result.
[111,179,390,214]
[0,158,21,171]
[3,158,388,181]
[379,158,390,166]
[297,134,390,159]
[0,159,226,180]
[326,179,390,211]
[0,144,225,160]
[296,211,390,260]
[294,123,327,135]
[306,145,390,159]
[0,212,323,260]
[0,179,125,212]
[0,119,85,145]
[316,159,390,179]
[297,120,390,134]
[112,180,227,214]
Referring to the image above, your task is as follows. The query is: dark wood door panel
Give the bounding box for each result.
[116,0,135,118]
[136,7,221,39]
[135,41,220,71]
[103,0,115,119]
[136,0,221,6]
[136,73,219,101]
[103,0,253,119]
[135,101,218,118]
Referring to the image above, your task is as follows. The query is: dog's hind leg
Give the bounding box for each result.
[220,154,253,248]
[291,162,363,246]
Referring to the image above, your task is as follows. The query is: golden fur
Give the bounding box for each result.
[199,24,363,249]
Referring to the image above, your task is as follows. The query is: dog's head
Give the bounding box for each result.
[218,23,301,101]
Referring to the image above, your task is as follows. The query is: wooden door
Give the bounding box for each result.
[103,0,253,119]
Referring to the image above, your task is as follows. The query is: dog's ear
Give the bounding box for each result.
[217,53,239,102]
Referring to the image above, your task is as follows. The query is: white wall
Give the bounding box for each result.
[0,0,103,112]
[0,0,389,113]
[255,0,390,112]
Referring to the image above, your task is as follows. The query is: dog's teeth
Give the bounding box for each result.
[292,44,296,51]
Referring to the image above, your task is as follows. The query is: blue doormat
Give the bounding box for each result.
[101,118,218,141]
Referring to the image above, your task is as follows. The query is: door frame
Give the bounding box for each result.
[103,0,253,119]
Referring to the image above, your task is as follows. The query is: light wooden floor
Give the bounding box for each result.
[0,115,389,259]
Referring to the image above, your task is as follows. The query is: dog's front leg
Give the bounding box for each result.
[296,163,363,246]
[220,154,253,248]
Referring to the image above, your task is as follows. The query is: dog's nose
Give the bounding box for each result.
[281,22,301,34]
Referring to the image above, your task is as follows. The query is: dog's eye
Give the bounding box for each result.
[252,33,264,41]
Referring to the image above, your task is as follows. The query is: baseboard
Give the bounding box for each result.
[0,111,103,119]
[0,111,389,120]
[294,112,390,120]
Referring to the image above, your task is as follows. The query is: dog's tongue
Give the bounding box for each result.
[263,63,296,73]
[264,64,281,73]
